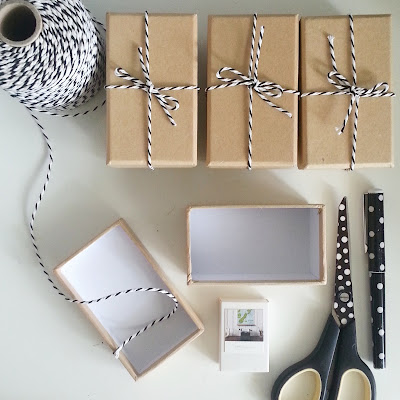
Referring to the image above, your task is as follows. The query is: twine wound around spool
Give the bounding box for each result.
[0,0,42,47]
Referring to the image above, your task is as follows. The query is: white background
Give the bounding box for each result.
[0,0,399,398]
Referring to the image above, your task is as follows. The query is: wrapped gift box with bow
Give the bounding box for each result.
[206,14,299,169]
[300,15,395,169]
[106,12,198,168]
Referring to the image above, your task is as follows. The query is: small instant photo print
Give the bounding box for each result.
[220,299,269,372]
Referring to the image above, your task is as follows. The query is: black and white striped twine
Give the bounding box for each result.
[301,15,395,170]
[206,13,299,170]
[105,11,199,169]
[1,0,178,359]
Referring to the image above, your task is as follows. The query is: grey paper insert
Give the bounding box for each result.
[189,207,321,281]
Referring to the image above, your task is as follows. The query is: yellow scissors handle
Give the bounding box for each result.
[271,314,376,400]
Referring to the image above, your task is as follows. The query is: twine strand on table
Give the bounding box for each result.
[29,111,179,358]
[0,0,178,359]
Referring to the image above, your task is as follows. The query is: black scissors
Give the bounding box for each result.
[271,197,376,400]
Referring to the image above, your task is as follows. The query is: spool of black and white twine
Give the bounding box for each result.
[0,0,178,359]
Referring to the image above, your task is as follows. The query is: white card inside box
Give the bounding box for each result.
[55,220,203,380]
[188,206,325,284]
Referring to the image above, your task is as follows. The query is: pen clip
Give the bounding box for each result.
[364,189,383,255]
[363,193,368,254]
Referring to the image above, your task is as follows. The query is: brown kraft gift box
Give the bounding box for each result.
[207,15,299,168]
[106,13,198,167]
[300,15,394,169]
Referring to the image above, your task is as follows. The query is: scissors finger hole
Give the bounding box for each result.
[278,369,321,400]
[337,369,372,400]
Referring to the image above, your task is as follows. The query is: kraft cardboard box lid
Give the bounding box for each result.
[207,15,299,168]
[299,15,393,169]
[55,219,203,380]
[187,206,326,284]
[106,13,198,167]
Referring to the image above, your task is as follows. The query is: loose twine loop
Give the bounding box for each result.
[301,14,395,170]
[105,11,200,170]
[0,1,178,359]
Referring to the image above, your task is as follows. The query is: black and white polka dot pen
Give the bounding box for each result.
[364,191,386,369]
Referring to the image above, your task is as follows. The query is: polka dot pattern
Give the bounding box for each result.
[334,197,354,326]
[364,191,386,369]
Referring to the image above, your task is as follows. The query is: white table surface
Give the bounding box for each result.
[1,0,399,398]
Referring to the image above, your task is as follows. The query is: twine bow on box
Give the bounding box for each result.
[206,13,300,170]
[105,11,199,170]
[301,14,395,170]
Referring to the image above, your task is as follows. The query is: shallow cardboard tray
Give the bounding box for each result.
[55,219,204,380]
[187,205,326,285]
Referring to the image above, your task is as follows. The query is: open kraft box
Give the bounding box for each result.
[187,205,326,285]
[54,219,204,380]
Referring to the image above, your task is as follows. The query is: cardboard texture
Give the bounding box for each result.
[187,205,326,285]
[106,14,198,167]
[300,15,393,169]
[207,15,299,168]
[54,219,204,381]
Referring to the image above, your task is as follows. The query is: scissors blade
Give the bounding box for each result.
[333,197,355,327]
